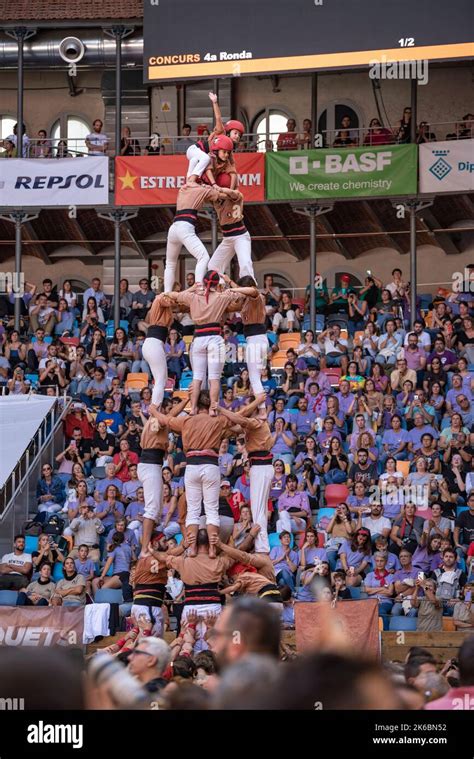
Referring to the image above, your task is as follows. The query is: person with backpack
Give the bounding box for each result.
[432,546,467,616]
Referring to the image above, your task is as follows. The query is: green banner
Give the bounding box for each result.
[266,144,417,200]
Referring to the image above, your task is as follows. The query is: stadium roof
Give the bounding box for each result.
[0,0,143,21]
[0,196,472,263]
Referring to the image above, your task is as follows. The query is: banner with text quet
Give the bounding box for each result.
[0,157,109,207]
[266,144,417,200]
[115,152,265,205]
[0,606,84,647]
[419,139,474,193]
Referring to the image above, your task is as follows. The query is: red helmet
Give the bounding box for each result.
[216,172,232,188]
[225,119,245,136]
[210,134,234,153]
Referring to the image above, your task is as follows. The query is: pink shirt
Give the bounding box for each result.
[425,686,474,710]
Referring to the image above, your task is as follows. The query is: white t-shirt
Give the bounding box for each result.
[404,330,431,351]
[86,132,109,155]
[59,290,77,307]
[321,337,348,356]
[362,516,392,535]
[38,357,66,371]
[29,304,55,326]
[1,551,32,574]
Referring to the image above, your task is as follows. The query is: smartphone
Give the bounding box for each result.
[70,440,76,448]
[414,394,419,401]
[366,269,372,276]
[417,572,425,581]
[465,590,472,603]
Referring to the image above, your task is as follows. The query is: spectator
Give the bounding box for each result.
[6,122,30,157]
[269,531,299,592]
[411,577,443,631]
[175,124,194,154]
[32,129,52,158]
[17,563,56,605]
[394,106,412,143]
[0,535,32,590]
[128,637,171,693]
[29,293,56,335]
[85,119,109,156]
[416,121,436,144]
[120,126,141,156]
[363,118,393,146]
[112,439,140,483]
[362,552,394,629]
[51,557,87,606]
[425,636,474,709]
[36,462,66,514]
[276,119,298,151]
[68,504,105,563]
[297,118,312,149]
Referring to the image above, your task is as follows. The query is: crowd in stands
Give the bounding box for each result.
[0,263,473,641]
[1,110,472,159]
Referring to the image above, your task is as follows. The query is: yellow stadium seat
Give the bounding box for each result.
[271,351,289,369]
[278,333,301,351]
[125,373,149,392]
[396,460,410,478]
[183,335,193,352]
[353,331,365,346]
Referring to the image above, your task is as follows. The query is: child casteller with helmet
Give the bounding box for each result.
[186,91,245,186]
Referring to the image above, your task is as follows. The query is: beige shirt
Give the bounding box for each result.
[146,294,174,328]
[55,574,86,604]
[172,287,251,325]
[166,413,232,452]
[240,292,266,325]
[25,579,56,602]
[140,405,184,450]
[214,192,244,226]
[166,552,234,585]
[242,417,273,454]
[176,184,221,211]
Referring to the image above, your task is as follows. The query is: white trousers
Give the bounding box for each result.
[131,603,164,637]
[137,462,163,523]
[273,310,299,331]
[181,602,222,653]
[191,334,224,381]
[249,464,273,553]
[186,143,211,179]
[141,337,167,407]
[245,333,268,399]
[185,463,220,527]
[208,232,255,279]
[164,221,209,292]
[276,511,306,534]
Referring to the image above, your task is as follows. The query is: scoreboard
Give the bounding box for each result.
[143,0,473,82]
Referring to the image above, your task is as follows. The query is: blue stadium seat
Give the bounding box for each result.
[52,561,64,581]
[175,533,183,544]
[388,616,418,631]
[348,586,361,600]
[25,535,39,554]
[457,506,468,516]
[94,588,123,604]
[268,532,294,549]
[0,590,19,606]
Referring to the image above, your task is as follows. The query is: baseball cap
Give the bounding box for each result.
[221,480,231,488]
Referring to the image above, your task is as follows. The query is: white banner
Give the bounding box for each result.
[419,139,474,193]
[0,157,109,206]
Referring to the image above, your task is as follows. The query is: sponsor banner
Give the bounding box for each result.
[0,157,109,207]
[419,139,474,193]
[115,152,265,205]
[266,144,417,200]
[0,606,84,646]
[295,599,380,658]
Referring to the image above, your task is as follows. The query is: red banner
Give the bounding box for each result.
[115,152,265,206]
[295,599,381,659]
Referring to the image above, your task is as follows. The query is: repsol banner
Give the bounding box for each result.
[0,157,109,206]
[266,144,417,200]
[115,152,265,205]
[419,138,474,193]
[0,606,84,646]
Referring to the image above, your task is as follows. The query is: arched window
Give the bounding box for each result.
[318,101,363,147]
[252,108,295,152]
[51,116,90,156]
[0,115,16,139]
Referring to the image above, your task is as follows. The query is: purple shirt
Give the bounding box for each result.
[121,479,142,501]
[446,388,465,412]
[412,546,442,573]
[317,429,342,452]
[392,567,419,584]
[125,501,145,520]
[305,392,327,417]
[363,571,394,601]
[337,540,369,570]
[301,546,328,566]
[277,491,311,517]
[335,392,355,416]
[305,372,332,396]
[293,410,317,436]
[271,431,295,455]
[404,347,426,371]
[268,409,291,428]
[382,428,410,452]
[269,475,287,499]
[74,558,95,577]
[269,546,299,574]
[408,424,439,450]
[428,349,457,368]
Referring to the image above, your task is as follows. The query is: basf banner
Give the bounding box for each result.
[144,0,473,82]
[115,152,265,205]
[0,157,109,207]
[266,145,417,200]
[419,139,474,193]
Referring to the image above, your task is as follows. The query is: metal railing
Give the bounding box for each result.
[3,120,471,160]
[0,394,72,523]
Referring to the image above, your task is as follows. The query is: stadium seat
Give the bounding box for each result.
[278,333,301,351]
[175,533,183,544]
[325,484,350,508]
[94,588,124,604]
[271,351,289,368]
[0,590,19,606]
[388,617,418,631]
[322,368,341,386]
[396,460,410,478]
[183,335,193,352]
[125,373,149,392]
[457,505,468,515]
[292,298,305,311]
[348,586,361,600]
[24,535,39,554]
[268,532,294,549]
[316,507,335,530]
[353,331,365,346]
[442,617,456,631]
[52,561,64,581]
